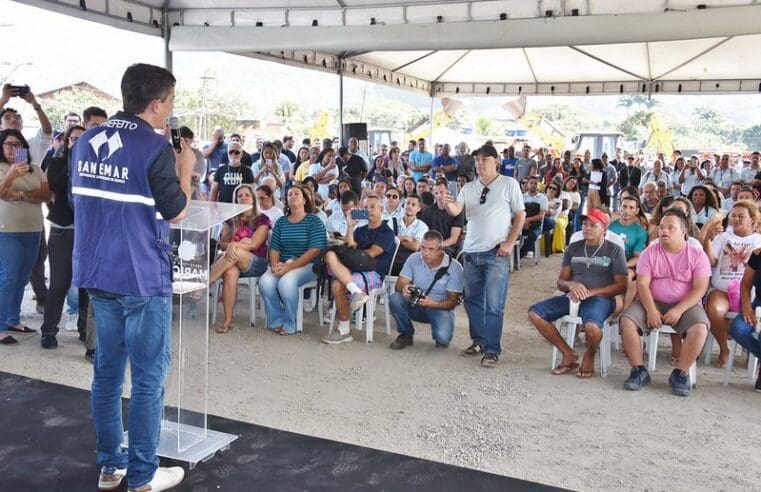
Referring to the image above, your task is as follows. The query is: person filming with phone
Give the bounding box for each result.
[0,129,51,345]
[321,194,396,345]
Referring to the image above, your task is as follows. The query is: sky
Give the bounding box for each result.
[3,0,760,132]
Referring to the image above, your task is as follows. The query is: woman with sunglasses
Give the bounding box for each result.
[37,125,89,348]
[0,129,51,345]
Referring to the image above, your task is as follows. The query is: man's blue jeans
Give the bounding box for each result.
[462,249,511,355]
[729,301,761,360]
[259,264,317,334]
[389,292,455,345]
[90,294,172,489]
[0,231,41,329]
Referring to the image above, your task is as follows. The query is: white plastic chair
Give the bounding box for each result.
[549,301,612,377]
[296,280,324,333]
[723,339,759,386]
[644,325,697,389]
[211,277,259,328]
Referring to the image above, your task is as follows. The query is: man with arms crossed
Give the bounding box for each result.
[443,145,525,367]
[71,63,193,491]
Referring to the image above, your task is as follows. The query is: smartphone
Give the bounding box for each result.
[351,209,369,220]
[8,84,29,97]
[448,180,459,198]
[14,148,28,164]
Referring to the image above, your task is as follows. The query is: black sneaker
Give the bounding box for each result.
[754,372,761,393]
[41,335,58,349]
[461,342,483,357]
[389,333,413,350]
[624,366,651,391]
[0,335,18,345]
[669,368,691,397]
[434,341,449,349]
[481,353,499,368]
[85,349,95,363]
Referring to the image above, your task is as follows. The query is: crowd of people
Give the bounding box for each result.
[4,68,761,490]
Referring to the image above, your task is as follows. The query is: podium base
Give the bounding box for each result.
[124,420,238,469]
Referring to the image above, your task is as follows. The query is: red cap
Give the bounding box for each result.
[580,208,610,227]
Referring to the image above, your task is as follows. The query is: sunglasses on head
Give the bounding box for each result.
[229,150,241,155]
[479,187,490,205]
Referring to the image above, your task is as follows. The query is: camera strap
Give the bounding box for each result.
[423,256,451,297]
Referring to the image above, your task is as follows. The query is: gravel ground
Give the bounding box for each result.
[2,254,759,491]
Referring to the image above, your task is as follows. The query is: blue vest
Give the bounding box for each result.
[71,112,173,297]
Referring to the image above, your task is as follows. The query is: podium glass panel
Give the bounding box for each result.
[126,201,250,468]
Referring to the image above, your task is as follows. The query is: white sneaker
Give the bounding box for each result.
[98,466,127,490]
[128,466,185,492]
[525,251,534,259]
[64,313,79,331]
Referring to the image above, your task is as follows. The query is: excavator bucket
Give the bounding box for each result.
[440,97,465,117]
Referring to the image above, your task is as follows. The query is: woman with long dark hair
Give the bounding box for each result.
[258,184,327,335]
[689,185,720,229]
[0,129,51,345]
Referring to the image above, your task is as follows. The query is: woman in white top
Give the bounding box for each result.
[562,176,581,245]
[703,200,761,367]
[545,182,568,253]
[309,148,338,201]
[255,184,284,226]
[689,185,720,229]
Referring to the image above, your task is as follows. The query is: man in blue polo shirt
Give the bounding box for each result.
[388,230,463,349]
[431,143,457,182]
[408,137,433,182]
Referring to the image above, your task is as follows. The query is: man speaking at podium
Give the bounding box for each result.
[70,63,193,492]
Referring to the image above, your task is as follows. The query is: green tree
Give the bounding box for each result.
[37,88,121,130]
[616,95,660,112]
[173,87,256,140]
[532,104,603,135]
[741,124,761,150]
[475,116,493,136]
[617,110,654,140]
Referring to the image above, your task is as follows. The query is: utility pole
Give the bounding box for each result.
[199,74,215,140]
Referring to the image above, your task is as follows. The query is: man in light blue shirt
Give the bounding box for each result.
[408,138,433,182]
[389,231,463,349]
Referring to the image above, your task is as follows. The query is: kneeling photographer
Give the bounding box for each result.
[389,231,463,350]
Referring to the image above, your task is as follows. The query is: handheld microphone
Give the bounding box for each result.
[168,116,182,151]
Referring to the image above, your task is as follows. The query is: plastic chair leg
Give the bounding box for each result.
[703,333,715,366]
[647,331,659,372]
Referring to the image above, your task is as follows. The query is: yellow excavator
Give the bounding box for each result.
[406,98,465,142]
[644,113,675,156]
[502,96,568,153]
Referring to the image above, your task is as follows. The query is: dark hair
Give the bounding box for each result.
[337,146,349,157]
[422,230,444,244]
[256,184,273,199]
[316,148,335,165]
[179,126,194,139]
[61,125,85,159]
[285,184,315,216]
[337,178,352,190]
[0,129,30,164]
[0,107,19,121]
[340,190,359,205]
[301,176,318,192]
[688,185,719,211]
[120,63,176,114]
[405,194,421,207]
[563,175,579,192]
[230,133,242,140]
[591,158,604,171]
[64,111,80,121]
[619,185,639,200]
[82,106,107,123]
[661,208,689,229]
[295,146,310,166]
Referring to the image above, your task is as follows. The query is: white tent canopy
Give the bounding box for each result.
[16,0,761,96]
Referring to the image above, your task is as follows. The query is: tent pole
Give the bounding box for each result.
[338,58,344,145]
[163,14,173,73]
[428,96,434,145]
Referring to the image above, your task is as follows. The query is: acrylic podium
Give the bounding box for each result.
[125,200,251,469]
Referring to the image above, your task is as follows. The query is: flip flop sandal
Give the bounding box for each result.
[576,368,595,379]
[215,324,232,334]
[551,362,580,375]
[7,325,36,334]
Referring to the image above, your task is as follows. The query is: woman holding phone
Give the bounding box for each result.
[0,129,51,345]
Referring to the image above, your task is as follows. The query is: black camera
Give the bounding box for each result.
[407,285,426,307]
[8,85,30,97]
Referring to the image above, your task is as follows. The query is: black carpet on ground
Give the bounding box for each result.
[0,371,567,491]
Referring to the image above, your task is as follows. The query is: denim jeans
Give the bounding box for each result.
[389,291,455,345]
[90,294,172,489]
[461,248,511,355]
[259,264,317,334]
[40,227,89,337]
[0,231,41,330]
[66,285,79,315]
[729,301,761,359]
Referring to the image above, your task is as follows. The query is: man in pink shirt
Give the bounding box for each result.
[619,209,711,396]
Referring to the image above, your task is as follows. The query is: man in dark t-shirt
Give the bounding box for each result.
[211,142,254,203]
[338,146,367,195]
[421,181,464,256]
